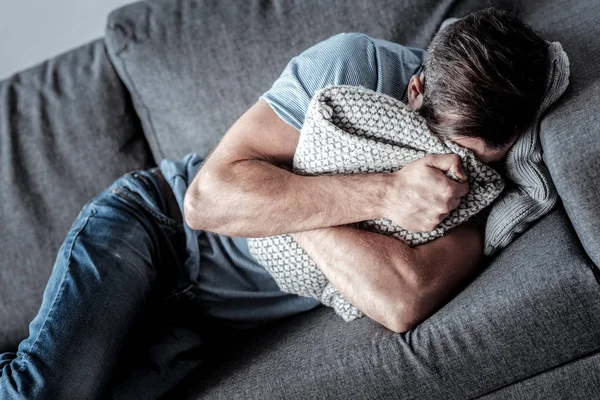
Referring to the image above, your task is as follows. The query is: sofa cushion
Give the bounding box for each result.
[104,0,454,162]
[172,207,600,399]
[525,1,600,268]
[478,349,600,399]
[0,40,154,351]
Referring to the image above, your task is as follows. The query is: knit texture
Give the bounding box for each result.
[483,41,570,255]
[247,84,505,321]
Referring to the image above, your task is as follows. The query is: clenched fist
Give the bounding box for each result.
[380,154,470,232]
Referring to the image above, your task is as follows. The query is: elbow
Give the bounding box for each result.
[184,169,243,236]
[183,185,203,230]
[385,303,422,334]
[384,272,430,334]
[387,323,413,335]
[183,171,217,231]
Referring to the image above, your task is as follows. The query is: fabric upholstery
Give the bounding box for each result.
[174,208,600,399]
[102,0,600,396]
[529,2,600,269]
[0,40,154,351]
[1,0,598,397]
[104,0,457,162]
[478,349,600,399]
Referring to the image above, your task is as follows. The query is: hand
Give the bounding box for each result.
[380,154,470,232]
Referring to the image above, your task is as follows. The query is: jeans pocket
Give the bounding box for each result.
[109,170,184,232]
[111,185,182,231]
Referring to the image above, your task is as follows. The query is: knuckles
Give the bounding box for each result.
[419,220,439,232]
[438,204,451,214]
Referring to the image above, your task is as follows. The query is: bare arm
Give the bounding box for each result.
[184,98,468,238]
[183,99,389,237]
[291,220,484,333]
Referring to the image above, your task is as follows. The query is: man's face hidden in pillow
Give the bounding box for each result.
[407,7,548,165]
[407,72,519,164]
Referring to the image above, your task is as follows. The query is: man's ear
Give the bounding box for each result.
[407,73,424,111]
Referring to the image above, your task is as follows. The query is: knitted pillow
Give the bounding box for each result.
[483,41,569,255]
[247,84,505,321]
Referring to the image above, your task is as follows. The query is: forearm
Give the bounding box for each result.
[184,158,389,237]
[291,224,420,332]
[291,221,485,332]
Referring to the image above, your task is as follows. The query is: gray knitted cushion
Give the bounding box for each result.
[247,84,505,321]
[483,42,569,255]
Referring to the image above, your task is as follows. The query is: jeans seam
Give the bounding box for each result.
[5,207,96,377]
[117,170,176,224]
[136,170,179,223]
[133,171,154,189]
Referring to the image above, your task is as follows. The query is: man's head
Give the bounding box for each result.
[407,8,548,164]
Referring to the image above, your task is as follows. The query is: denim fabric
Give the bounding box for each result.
[0,168,224,399]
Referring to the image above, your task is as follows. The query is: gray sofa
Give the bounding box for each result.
[2,0,600,398]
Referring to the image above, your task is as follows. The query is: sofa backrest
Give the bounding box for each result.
[105,0,600,267]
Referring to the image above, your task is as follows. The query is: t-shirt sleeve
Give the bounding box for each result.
[259,32,380,131]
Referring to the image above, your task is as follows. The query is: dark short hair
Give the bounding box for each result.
[417,8,549,150]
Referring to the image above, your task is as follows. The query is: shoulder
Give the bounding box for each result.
[306,32,376,55]
[259,32,425,130]
[304,32,424,71]
[317,31,374,47]
[283,31,426,99]
[291,32,380,82]
[309,32,425,100]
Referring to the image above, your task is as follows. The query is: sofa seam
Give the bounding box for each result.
[104,30,166,162]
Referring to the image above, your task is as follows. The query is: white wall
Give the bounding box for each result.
[0,0,134,79]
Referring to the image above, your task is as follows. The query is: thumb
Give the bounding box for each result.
[426,154,467,182]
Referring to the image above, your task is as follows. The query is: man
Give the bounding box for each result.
[183,8,547,331]
[0,7,547,400]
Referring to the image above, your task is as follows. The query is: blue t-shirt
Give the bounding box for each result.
[262,32,425,131]
[159,32,426,330]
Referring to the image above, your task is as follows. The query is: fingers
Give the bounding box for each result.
[436,197,461,219]
[449,179,470,197]
[449,162,468,183]
[436,198,461,226]
[426,153,467,182]
[449,196,462,210]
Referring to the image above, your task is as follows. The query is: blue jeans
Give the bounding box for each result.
[0,167,236,399]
